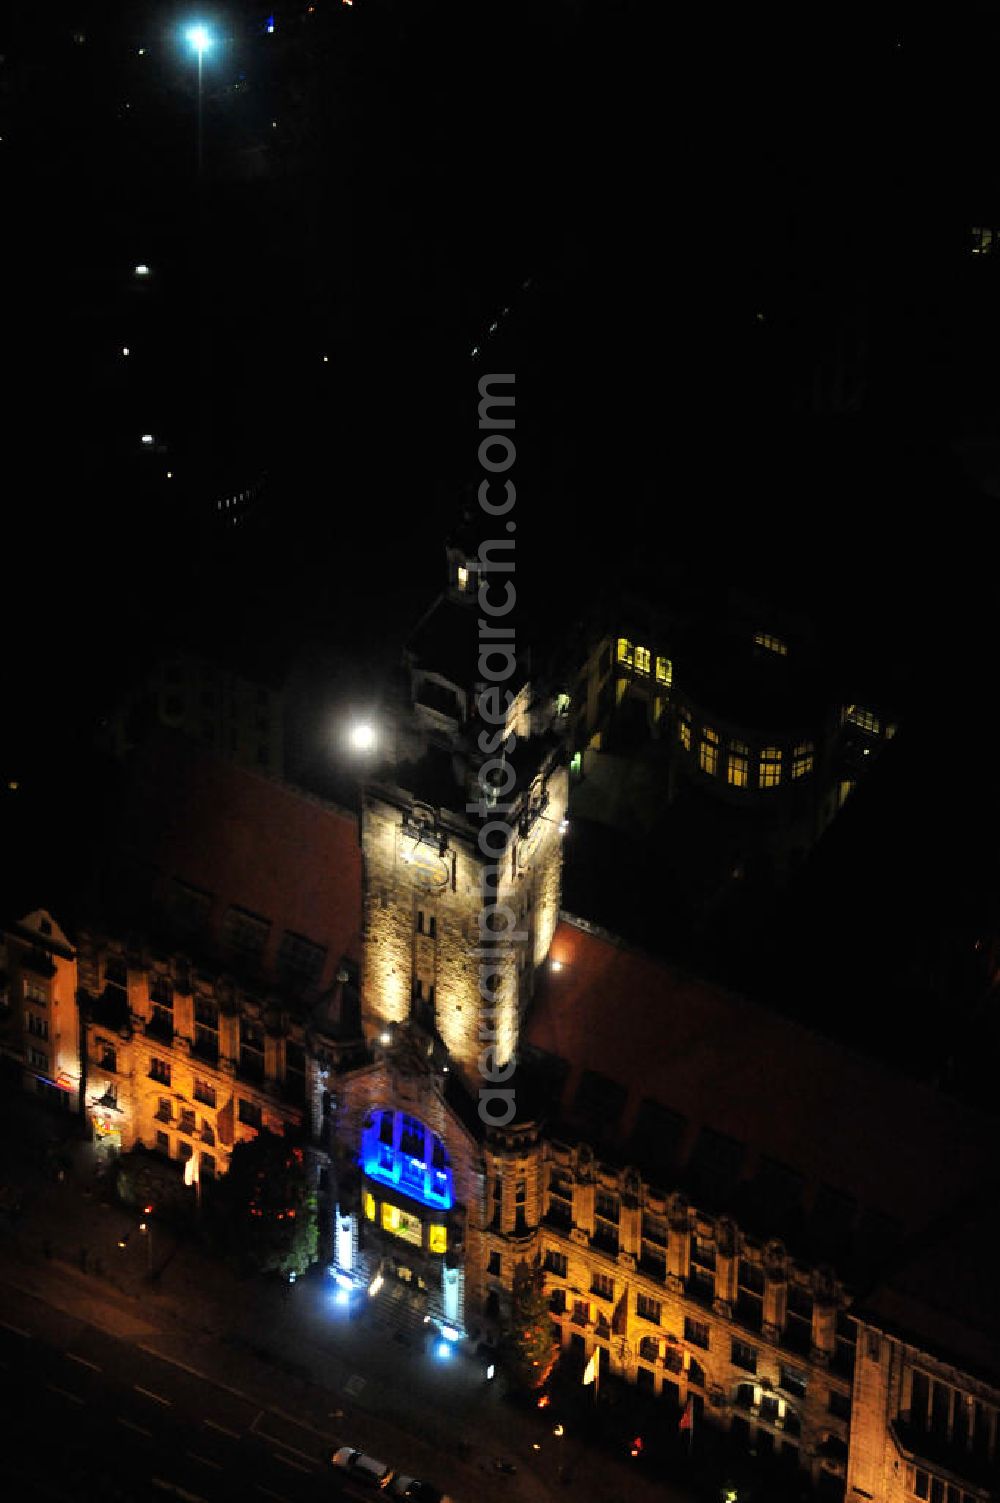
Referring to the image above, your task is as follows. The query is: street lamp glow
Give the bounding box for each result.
[186,24,212,56]
[141,434,154,445]
[349,722,375,752]
[134,264,150,277]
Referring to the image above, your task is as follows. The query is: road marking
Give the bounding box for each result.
[0,1319,30,1338]
[254,1489,289,1502]
[135,1384,172,1405]
[187,1453,223,1470]
[151,1481,209,1502]
[117,1417,152,1436]
[255,1430,317,1466]
[47,1383,84,1405]
[204,1419,240,1439]
[271,1453,312,1474]
[137,1343,253,1404]
[269,1406,333,1439]
[66,1352,101,1371]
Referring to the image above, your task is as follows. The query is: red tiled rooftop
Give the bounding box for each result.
[114,733,362,989]
[525,919,993,1239]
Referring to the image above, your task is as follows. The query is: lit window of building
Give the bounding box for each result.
[699,726,720,776]
[678,707,692,752]
[457,565,469,591]
[655,655,672,686]
[617,637,634,667]
[727,741,749,787]
[634,645,651,676]
[843,704,880,735]
[753,632,788,656]
[792,742,814,779]
[364,1191,376,1221]
[838,778,855,808]
[971,226,996,256]
[428,1223,447,1254]
[381,1202,422,1246]
[759,746,783,788]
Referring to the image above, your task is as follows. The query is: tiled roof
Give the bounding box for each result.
[523,917,995,1274]
[105,732,362,992]
[861,1197,1000,1384]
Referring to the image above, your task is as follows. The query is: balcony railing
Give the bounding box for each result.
[891,1419,994,1490]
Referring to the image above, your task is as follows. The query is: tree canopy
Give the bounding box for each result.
[504,1260,559,1392]
[210,1129,318,1278]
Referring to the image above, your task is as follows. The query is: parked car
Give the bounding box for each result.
[388,1479,455,1503]
[329,1447,393,1488]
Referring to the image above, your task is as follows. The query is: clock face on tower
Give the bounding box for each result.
[397,820,450,891]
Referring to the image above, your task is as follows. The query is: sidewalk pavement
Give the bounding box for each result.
[0,1125,697,1503]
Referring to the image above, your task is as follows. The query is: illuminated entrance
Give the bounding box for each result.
[333,1107,464,1333]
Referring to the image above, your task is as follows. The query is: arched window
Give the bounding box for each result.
[361,1109,454,1210]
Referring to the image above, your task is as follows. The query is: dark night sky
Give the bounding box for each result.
[4,0,1000,766]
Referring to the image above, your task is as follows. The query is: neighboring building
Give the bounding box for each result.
[65,733,361,1199]
[561,578,901,889]
[102,651,285,779]
[848,1205,1000,1503]
[0,909,81,1110]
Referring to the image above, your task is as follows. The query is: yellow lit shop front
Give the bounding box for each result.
[363,1189,449,1282]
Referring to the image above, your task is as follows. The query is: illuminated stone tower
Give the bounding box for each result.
[360,518,568,1088]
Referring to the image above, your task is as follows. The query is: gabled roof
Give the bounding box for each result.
[523,917,996,1280]
[7,909,75,959]
[99,732,362,993]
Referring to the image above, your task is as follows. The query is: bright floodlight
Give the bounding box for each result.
[186,24,212,56]
[349,722,375,752]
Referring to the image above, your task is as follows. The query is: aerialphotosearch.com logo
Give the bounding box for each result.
[473,373,523,1130]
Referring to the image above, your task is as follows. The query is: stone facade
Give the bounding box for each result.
[475,1134,856,1495]
[360,761,567,1089]
[76,931,330,1185]
[847,1318,999,1503]
[0,910,81,1111]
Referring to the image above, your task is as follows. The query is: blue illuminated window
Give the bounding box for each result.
[361,1109,453,1211]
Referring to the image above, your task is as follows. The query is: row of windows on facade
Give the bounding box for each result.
[547,1282,846,1417]
[564,1359,805,1474]
[544,1243,830,1348]
[144,1044,304,1093]
[104,911,327,988]
[363,1191,449,1254]
[908,1368,998,1464]
[152,1131,216,1175]
[914,1472,983,1503]
[616,640,674,684]
[544,1196,854,1362]
[145,1081,265,1134]
[677,715,815,786]
[617,632,788,678]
